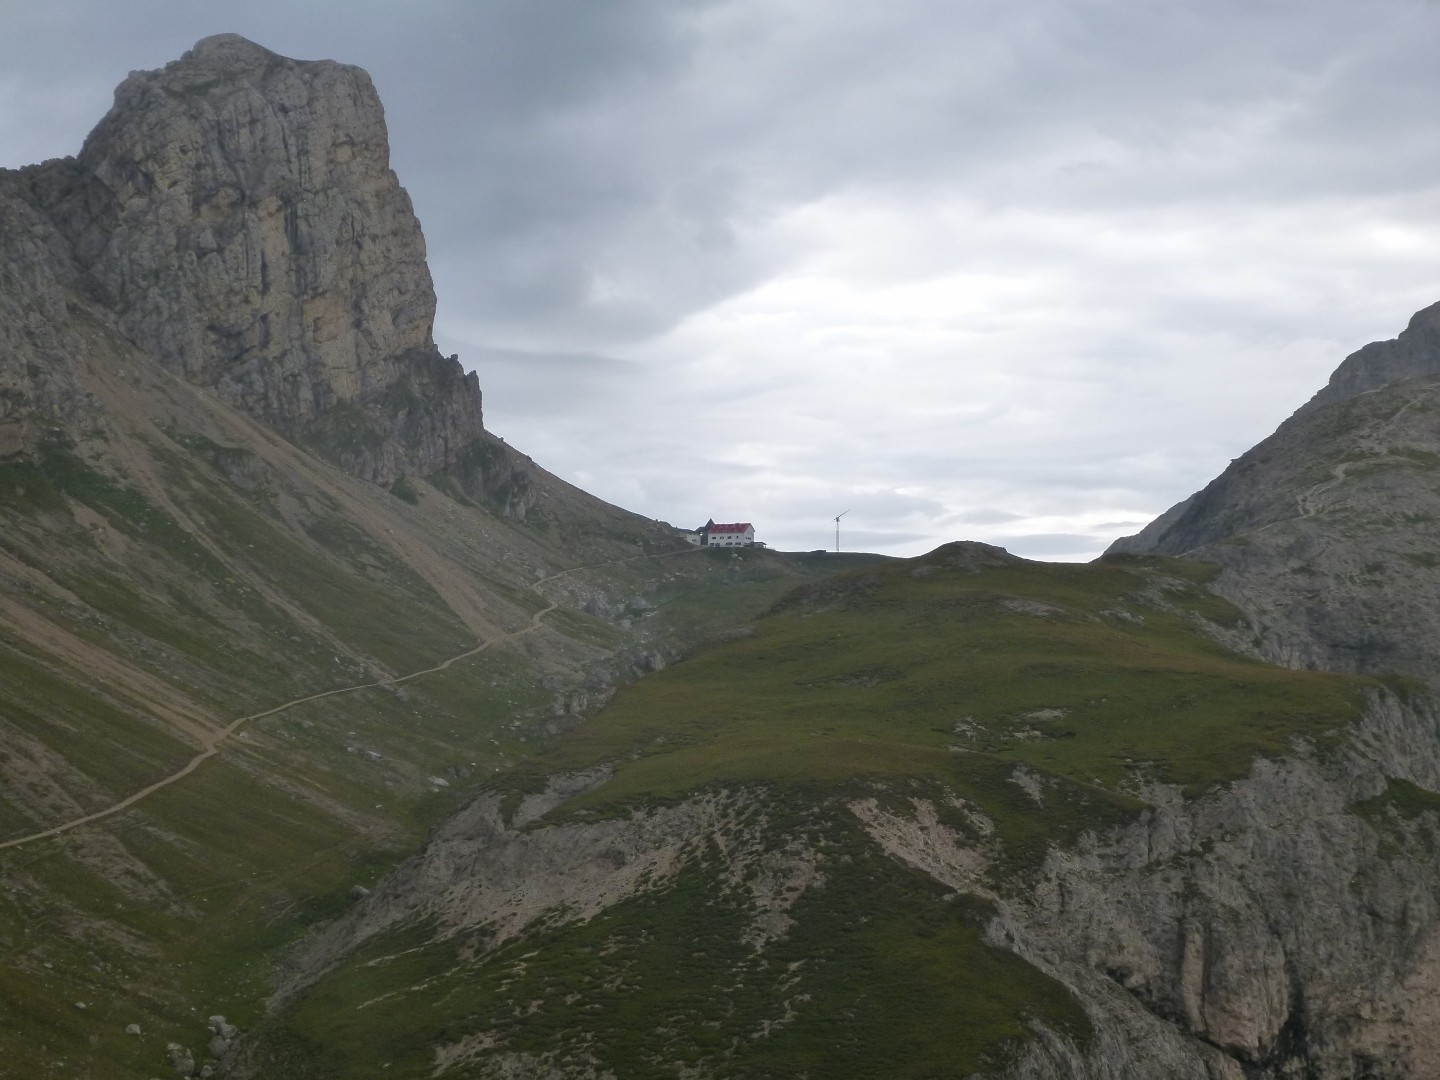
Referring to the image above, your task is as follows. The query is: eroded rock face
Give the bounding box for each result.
[4,34,523,506]
[61,34,435,407]
[0,180,94,455]
[269,779,821,1011]
[846,693,1440,1079]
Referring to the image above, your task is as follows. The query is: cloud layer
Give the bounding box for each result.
[5,0,1439,557]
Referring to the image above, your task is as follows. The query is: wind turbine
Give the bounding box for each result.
[834,509,850,553]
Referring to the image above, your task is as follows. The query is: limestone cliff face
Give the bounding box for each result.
[0,179,95,456]
[49,33,438,418]
[3,34,529,511]
[851,693,1440,1080]
[1072,304,1440,1075]
[1007,695,1440,1078]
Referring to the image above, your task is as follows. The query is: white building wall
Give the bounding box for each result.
[708,528,755,547]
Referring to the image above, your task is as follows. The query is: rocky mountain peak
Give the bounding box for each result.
[60,33,436,414]
[1297,299,1440,415]
[3,35,522,504]
[171,31,287,71]
[1111,299,1440,561]
[1107,297,1440,682]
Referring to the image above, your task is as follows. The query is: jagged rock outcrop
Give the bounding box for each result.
[1301,301,1440,416]
[1,34,530,511]
[0,179,96,455]
[1108,327,1440,683]
[988,692,1440,1079]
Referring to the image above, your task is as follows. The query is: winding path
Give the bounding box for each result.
[0,548,687,852]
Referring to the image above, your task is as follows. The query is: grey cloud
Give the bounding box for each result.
[940,508,1028,526]
[763,490,948,522]
[993,533,1110,559]
[462,346,640,418]
[820,528,933,550]
[14,3,1438,346]
[7,3,1440,561]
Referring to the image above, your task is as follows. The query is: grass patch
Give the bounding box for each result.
[186,487,473,670]
[1352,778,1440,858]
[390,476,420,504]
[526,547,1369,809]
[1394,447,1440,469]
[256,810,1087,1079]
[0,638,197,831]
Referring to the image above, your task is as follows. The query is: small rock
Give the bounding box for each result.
[349,884,371,900]
[206,1015,238,1040]
[166,1042,195,1077]
[125,1023,142,1036]
[207,1034,229,1058]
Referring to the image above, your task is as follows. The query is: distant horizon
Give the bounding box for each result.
[5,4,1438,560]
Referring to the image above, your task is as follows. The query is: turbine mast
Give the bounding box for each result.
[834,509,850,553]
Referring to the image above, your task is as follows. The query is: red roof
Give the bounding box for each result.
[709,522,753,533]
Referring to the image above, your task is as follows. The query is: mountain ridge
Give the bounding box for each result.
[1110,302,1440,571]
[6,32,1440,1080]
[1,33,524,510]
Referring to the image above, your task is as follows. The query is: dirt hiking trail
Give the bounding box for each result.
[0,549,690,852]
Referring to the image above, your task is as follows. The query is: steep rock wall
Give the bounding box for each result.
[859,692,1440,1078]
[0,180,96,455]
[3,34,528,509]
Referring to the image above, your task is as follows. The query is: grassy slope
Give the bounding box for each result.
[255,543,1375,1079]
[531,544,1368,806]
[262,821,1086,1080]
[0,431,842,1079]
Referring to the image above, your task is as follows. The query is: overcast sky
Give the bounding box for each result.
[4,1,1439,558]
